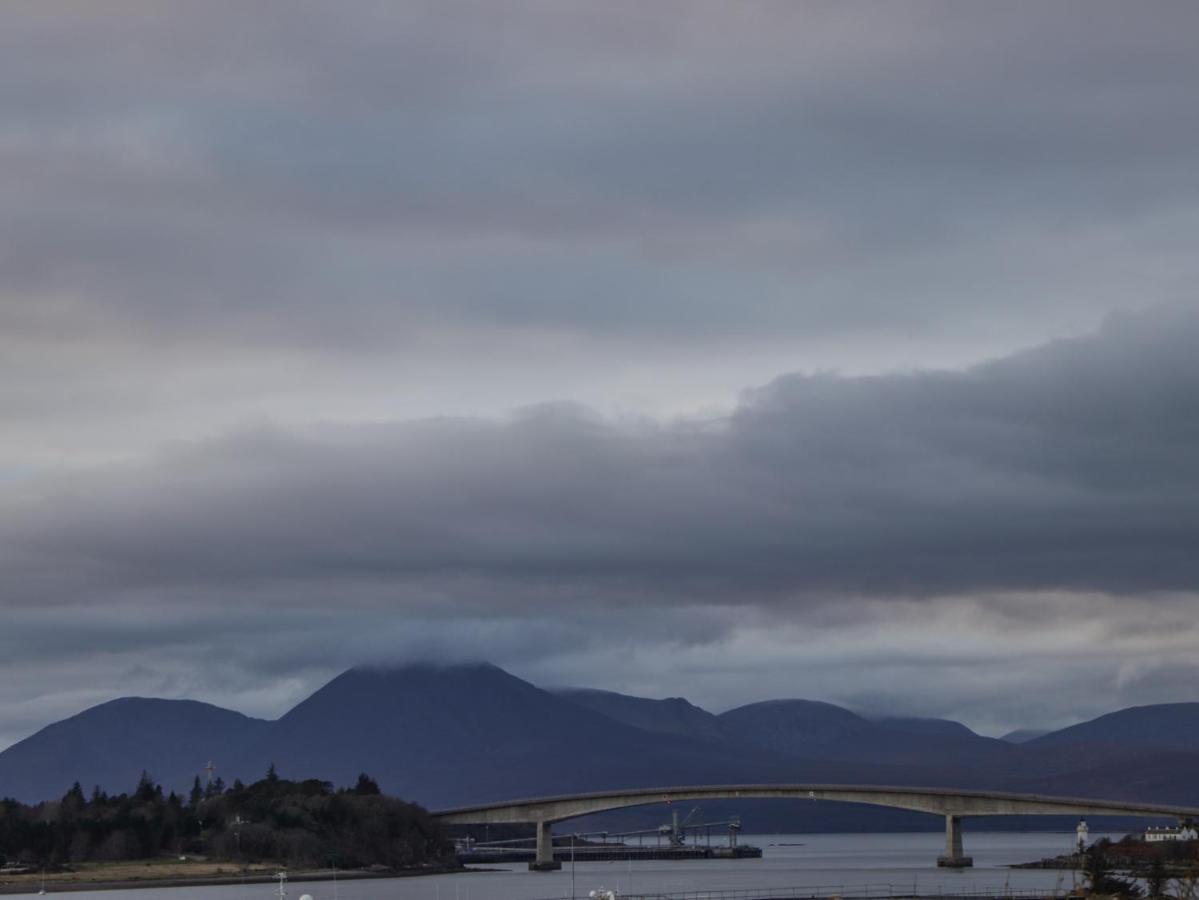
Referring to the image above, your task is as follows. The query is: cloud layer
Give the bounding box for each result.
[5,2,1199,468]
[4,304,1199,743]
[12,304,1199,599]
[3,3,1198,745]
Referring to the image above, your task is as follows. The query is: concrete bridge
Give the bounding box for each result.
[434,784,1199,871]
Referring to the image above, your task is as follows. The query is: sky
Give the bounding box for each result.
[3,1,1199,748]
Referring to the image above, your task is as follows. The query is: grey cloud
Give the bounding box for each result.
[2,1,1197,353]
[4,2,1199,747]
[7,303,1199,608]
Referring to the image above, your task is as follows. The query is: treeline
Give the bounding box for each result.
[1083,838,1199,900]
[0,767,452,870]
[1102,834,1199,869]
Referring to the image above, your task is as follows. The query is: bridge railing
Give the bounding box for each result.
[560,883,1075,900]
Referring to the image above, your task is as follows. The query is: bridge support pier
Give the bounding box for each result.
[529,820,562,871]
[937,815,973,868]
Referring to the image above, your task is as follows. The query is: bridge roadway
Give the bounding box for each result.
[433,784,1199,871]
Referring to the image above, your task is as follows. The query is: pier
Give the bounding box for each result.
[459,844,762,864]
[459,812,761,867]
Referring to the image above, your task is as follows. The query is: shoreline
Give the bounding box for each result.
[0,864,471,896]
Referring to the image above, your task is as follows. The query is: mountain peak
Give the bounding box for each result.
[346,660,507,678]
[722,697,867,721]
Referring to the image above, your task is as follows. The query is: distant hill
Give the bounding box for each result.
[0,698,269,804]
[1015,748,1199,806]
[226,663,865,808]
[718,699,1018,778]
[719,699,869,750]
[1001,729,1049,744]
[1030,704,1199,750]
[872,716,978,738]
[0,664,949,812]
[555,688,726,743]
[5,665,1199,826]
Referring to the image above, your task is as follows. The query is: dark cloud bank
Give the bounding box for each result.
[10,304,1198,605]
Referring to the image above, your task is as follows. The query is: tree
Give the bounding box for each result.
[1084,841,1142,898]
[1084,841,1110,890]
[1146,856,1167,899]
[189,776,203,809]
[134,771,159,804]
[353,773,380,796]
[0,771,452,869]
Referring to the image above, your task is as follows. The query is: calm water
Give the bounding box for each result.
[53,832,1101,900]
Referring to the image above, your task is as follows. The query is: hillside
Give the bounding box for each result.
[227,663,864,808]
[718,699,1019,779]
[0,698,269,804]
[1001,729,1049,744]
[873,716,978,738]
[555,687,726,743]
[4,664,1199,826]
[1030,703,1199,750]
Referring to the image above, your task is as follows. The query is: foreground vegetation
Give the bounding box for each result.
[1018,837,1199,899]
[1083,837,1199,900]
[0,768,453,870]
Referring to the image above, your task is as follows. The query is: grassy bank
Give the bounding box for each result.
[0,859,465,895]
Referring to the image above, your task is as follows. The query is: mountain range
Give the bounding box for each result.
[3,662,1197,831]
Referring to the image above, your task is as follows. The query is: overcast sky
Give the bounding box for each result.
[3,1,1199,748]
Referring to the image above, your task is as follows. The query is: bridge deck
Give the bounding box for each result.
[434,783,1199,825]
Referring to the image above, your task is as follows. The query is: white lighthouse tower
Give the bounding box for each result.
[1076,818,1089,853]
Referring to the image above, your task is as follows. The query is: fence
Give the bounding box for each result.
[536,884,1075,900]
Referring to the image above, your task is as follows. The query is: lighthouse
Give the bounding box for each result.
[1076,818,1089,853]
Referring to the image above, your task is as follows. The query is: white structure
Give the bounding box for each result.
[1145,824,1198,842]
[1076,818,1089,852]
